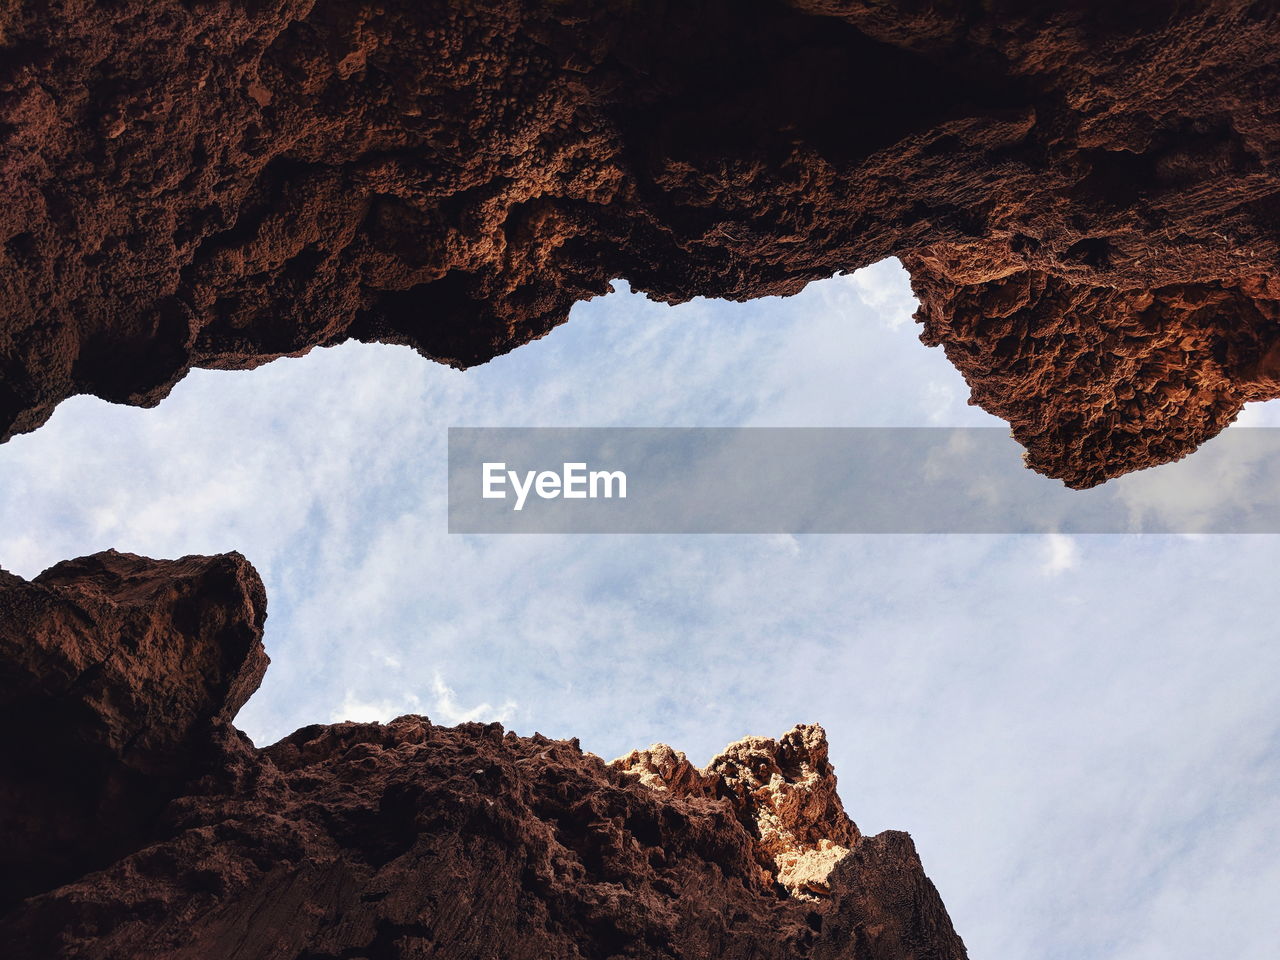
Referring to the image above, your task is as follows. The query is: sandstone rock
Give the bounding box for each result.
[618,725,862,900]
[0,3,1278,484]
[0,550,267,908]
[706,724,861,900]
[0,551,965,958]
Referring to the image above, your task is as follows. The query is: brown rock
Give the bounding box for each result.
[1,3,1278,484]
[0,550,267,908]
[617,725,863,899]
[0,551,965,958]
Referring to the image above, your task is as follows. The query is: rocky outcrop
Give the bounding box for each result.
[0,550,267,909]
[618,725,862,901]
[0,551,966,959]
[1,3,1278,484]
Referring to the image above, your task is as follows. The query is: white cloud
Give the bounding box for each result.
[331,691,422,724]
[429,671,518,727]
[330,672,517,728]
[1041,533,1080,575]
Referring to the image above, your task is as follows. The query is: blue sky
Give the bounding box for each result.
[2,259,1279,958]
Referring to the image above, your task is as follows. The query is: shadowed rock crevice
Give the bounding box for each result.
[2,2,1279,484]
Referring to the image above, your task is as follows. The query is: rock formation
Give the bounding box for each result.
[0,551,267,910]
[0,551,966,959]
[1,3,1278,485]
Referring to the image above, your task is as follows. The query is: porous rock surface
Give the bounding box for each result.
[0,551,966,959]
[1,3,1279,485]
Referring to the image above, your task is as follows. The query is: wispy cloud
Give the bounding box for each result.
[1041,532,1079,574]
[330,671,517,727]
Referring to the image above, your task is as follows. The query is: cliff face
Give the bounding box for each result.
[0,551,267,909]
[0,551,966,959]
[2,2,1278,485]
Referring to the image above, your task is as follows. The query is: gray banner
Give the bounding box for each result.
[447,427,1280,533]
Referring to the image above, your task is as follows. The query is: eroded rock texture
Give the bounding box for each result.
[0,551,965,959]
[0,550,267,909]
[1,3,1278,484]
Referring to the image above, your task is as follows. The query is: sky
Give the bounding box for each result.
[3,258,1280,958]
